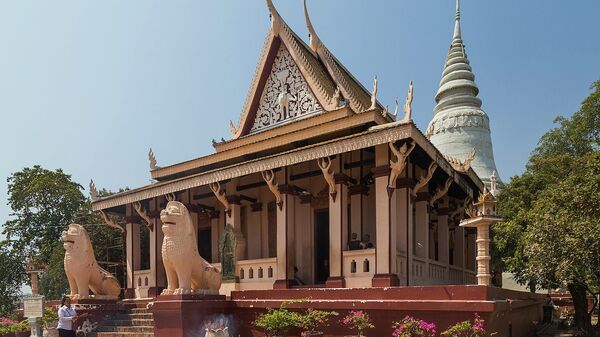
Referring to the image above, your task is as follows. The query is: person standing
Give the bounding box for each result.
[57,296,77,337]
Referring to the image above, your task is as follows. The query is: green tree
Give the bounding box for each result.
[2,166,126,301]
[0,241,26,316]
[3,166,85,262]
[494,80,600,333]
[38,242,70,300]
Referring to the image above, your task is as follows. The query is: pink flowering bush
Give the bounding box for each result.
[340,310,374,336]
[441,314,494,337]
[392,316,436,337]
[0,316,29,335]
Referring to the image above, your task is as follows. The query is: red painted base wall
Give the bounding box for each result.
[152,286,543,337]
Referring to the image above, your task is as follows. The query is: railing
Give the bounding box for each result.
[396,251,408,285]
[343,249,375,288]
[411,257,427,285]
[448,266,464,284]
[465,270,477,284]
[428,260,448,284]
[134,269,152,298]
[237,258,277,290]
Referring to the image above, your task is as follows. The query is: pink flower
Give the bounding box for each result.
[474,321,484,331]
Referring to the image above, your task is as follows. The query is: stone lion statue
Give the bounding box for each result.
[62,224,121,299]
[160,201,222,295]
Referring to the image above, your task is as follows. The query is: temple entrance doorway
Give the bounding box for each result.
[197,228,212,262]
[314,209,329,284]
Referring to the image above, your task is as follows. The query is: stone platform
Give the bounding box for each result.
[148,285,543,337]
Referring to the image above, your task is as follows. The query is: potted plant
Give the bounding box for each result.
[391,316,436,337]
[253,302,299,337]
[340,310,374,337]
[295,308,338,337]
[441,314,494,337]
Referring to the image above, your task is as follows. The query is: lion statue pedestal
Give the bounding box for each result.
[160,201,222,296]
[62,224,121,299]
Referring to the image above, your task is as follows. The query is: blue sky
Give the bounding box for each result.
[1,0,599,232]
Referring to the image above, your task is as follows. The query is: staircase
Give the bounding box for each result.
[90,307,154,337]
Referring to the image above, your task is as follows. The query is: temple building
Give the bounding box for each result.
[426,0,500,184]
[91,0,488,298]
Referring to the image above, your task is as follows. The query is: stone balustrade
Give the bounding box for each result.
[236,258,277,290]
[428,260,448,284]
[412,257,428,285]
[134,269,153,298]
[343,248,375,288]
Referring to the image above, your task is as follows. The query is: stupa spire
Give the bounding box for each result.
[427,0,500,185]
[454,0,461,40]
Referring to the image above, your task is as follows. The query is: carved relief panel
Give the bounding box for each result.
[251,45,322,133]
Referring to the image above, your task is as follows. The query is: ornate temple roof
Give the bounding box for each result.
[229,0,384,140]
[90,1,487,211]
[427,0,500,184]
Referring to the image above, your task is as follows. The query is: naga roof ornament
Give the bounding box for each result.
[444,148,476,173]
[148,148,159,171]
[89,179,99,201]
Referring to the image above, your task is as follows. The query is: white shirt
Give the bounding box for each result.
[57,305,76,330]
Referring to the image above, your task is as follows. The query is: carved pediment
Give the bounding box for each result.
[250,45,323,133]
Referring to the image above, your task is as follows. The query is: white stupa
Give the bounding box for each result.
[427,0,500,184]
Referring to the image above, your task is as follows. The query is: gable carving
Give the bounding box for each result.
[251,45,323,133]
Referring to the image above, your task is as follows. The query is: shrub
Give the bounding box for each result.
[41,306,58,327]
[441,314,494,337]
[253,303,299,337]
[295,308,338,333]
[392,316,436,337]
[340,310,374,337]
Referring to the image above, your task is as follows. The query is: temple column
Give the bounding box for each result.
[124,204,139,298]
[273,184,295,289]
[349,185,367,240]
[438,199,450,265]
[396,181,414,286]
[326,173,349,288]
[146,199,161,297]
[248,203,263,260]
[210,211,221,264]
[429,224,436,260]
[371,144,399,287]
[414,197,429,261]
[453,219,465,280]
[226,196,247,261]
[260,202,269,258]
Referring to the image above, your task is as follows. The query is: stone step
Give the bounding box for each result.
[113,313,153,320]
[97,326,154,333]
[128,308,151,314]
[103,319,155,327]
[91,332,154,337]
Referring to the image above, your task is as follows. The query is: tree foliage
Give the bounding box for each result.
[2,166,125,304]
[3,166,85,262]
[0,241,26,316]
[493,80,600,332]
[38,242,69,300]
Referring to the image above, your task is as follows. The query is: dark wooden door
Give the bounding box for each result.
[198,228,212,262]
[314,209,329,284]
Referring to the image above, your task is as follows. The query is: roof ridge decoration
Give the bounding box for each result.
[304,0,376,112]
[444,148,475,173]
